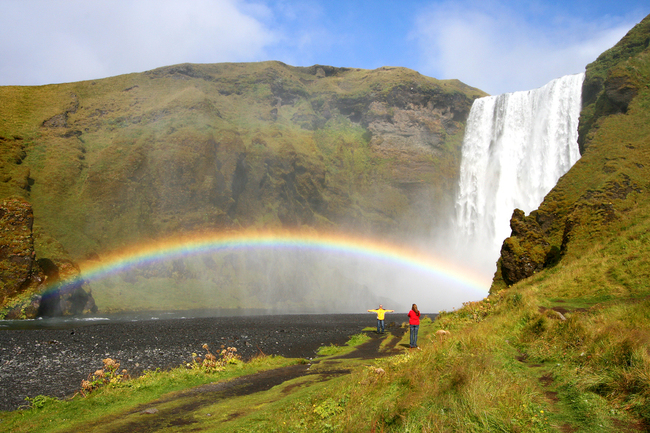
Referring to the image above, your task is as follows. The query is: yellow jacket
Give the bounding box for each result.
[368,308,394,320]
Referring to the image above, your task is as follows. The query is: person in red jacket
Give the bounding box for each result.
[408,304,421,348]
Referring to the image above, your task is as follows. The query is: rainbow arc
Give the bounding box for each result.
[47,230,491,297]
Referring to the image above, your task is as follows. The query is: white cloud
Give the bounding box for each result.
[0,0,279,85]
[412,1,638,94]
[1,0,645,89]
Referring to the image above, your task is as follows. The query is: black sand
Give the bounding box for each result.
[0,313,382,412]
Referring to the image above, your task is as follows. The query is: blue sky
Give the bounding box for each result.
[1,0,647,94]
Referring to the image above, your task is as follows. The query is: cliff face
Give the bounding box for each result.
[0,199,96,318]
[0,62,485,315]
[492,14,650,291]
[0,198,37,305]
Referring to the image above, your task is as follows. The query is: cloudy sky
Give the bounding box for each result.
[1,0,647,94]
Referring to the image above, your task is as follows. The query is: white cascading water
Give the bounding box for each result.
[453,73,585,275]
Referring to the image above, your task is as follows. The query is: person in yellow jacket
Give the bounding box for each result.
[367,304,394,334]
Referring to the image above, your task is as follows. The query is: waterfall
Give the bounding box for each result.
[453,73,584,274]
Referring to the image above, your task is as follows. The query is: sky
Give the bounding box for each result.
[0,1,647,95]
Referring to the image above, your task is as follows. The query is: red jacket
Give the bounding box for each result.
[408,310,420,325]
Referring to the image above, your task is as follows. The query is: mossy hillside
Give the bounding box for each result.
[0,62,483,256]
[579,14,650,152]
[0,61,485,313]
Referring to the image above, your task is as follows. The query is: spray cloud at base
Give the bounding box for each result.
[55,230,490,315]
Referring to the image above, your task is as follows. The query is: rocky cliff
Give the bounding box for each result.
[0,198,96,318]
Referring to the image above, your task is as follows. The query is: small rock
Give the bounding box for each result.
[141,408,159,415]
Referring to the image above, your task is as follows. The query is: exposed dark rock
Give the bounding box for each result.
[42,112,68,128]
[498,209,552,286]
[0,199,96,319]
[270,80,308,106]
[36,288,63,318]
[35,279,97,318]
[41,93,79,129]
[0,198,36,303]
[297,64,352,77]
[604,75,638,113]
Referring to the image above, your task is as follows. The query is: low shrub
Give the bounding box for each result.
[80,358,129,397]
[188,343,241,372]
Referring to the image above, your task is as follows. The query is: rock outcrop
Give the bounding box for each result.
[498,209,553,286]
[0,198,37,304]
[0,198,96,318]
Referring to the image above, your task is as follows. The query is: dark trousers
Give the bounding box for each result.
[410,325,419,347]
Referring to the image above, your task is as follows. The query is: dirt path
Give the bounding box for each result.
[62,326,409,432]
[75,364,315,433]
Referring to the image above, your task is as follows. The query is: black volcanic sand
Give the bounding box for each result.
[0,313,393,412]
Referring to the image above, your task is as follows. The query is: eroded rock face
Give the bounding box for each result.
[604,75,638,114]
[499,209,552,286]
[0,198,36,304]
[366,97,459,154]
[0,198,96,319]
[332,83,470,157]
[496,173,644,288]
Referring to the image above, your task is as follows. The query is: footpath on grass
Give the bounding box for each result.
[60,324,410,433]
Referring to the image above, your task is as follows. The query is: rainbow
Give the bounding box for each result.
[48,229,491,297]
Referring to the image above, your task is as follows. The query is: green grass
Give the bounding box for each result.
[304,283,650,431]
[316,332,372,356]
